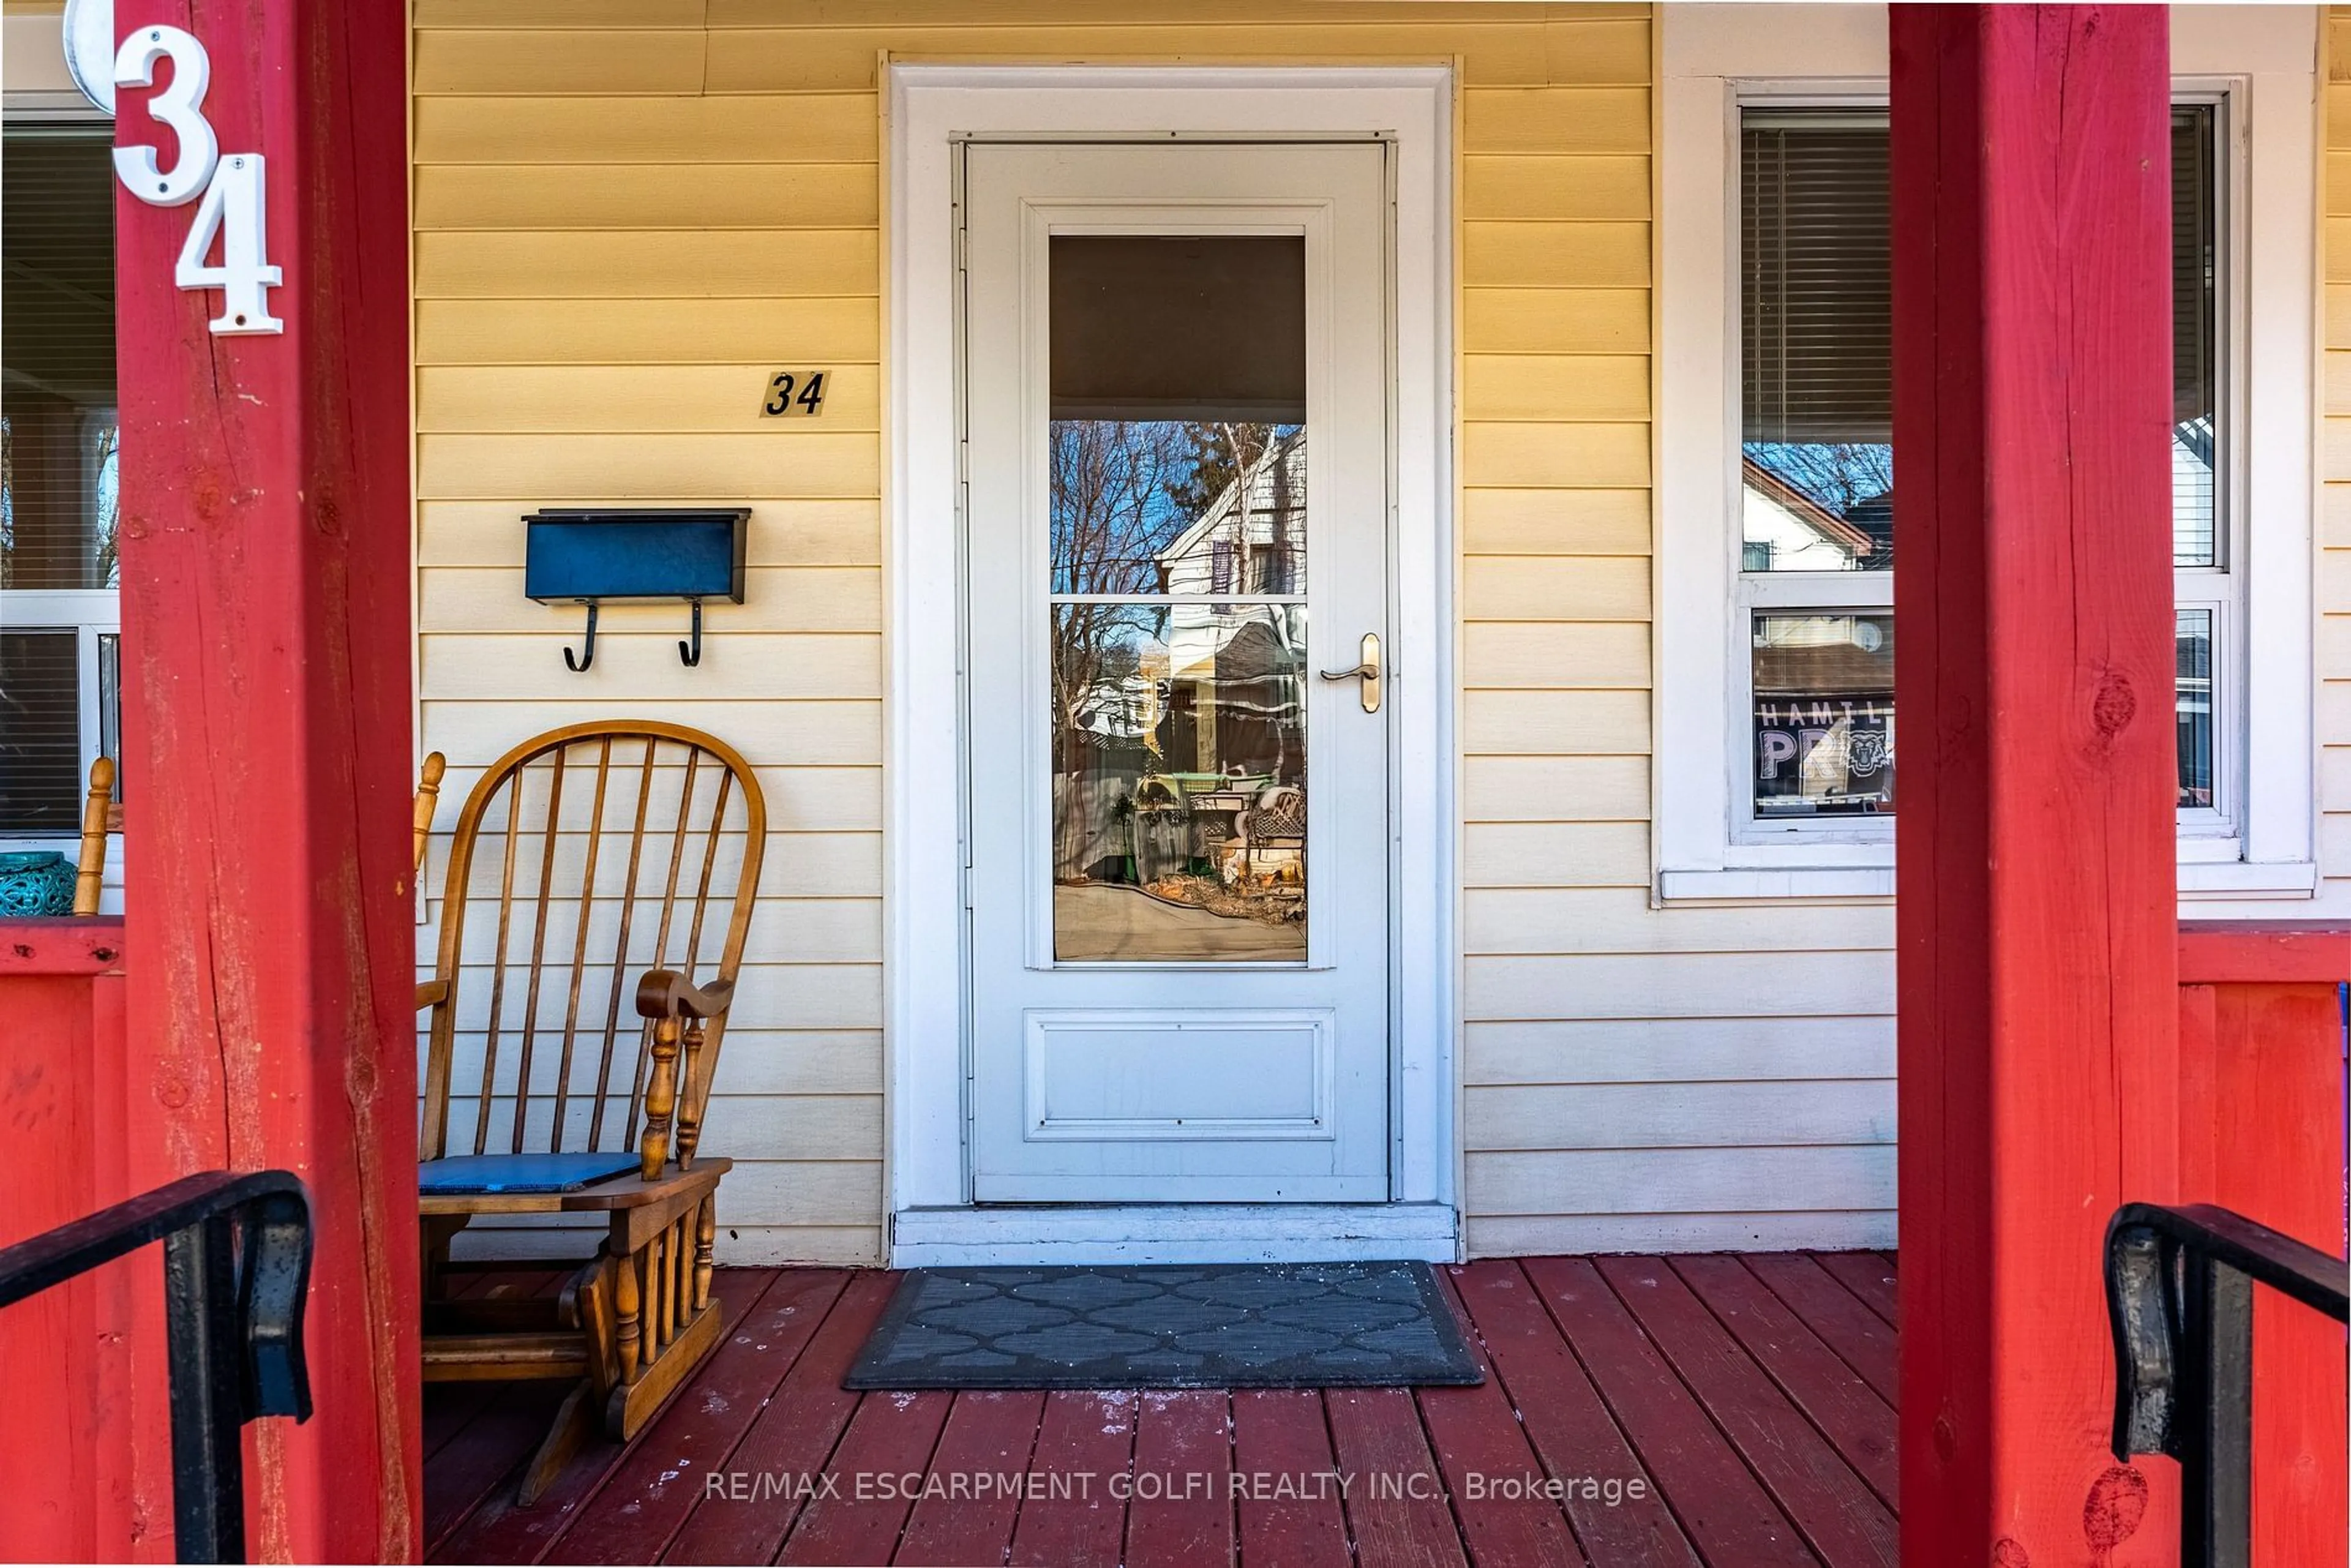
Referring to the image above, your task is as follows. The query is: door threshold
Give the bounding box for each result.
[889,1202,1460,1267]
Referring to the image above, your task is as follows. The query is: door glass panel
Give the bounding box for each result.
[1048,234,1310,962]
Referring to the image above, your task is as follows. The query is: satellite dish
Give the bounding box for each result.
[61,0,116,115]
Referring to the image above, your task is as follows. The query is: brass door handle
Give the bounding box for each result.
[1319,633,1382,713]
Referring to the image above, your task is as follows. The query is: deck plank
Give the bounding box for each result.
[424,1379,569,1554]
[1810,1254,1898,1327]
[1447,1261,1701,1566]
[1742,1255,1899,1406]
[893,1390,1050,1566]
[1325,1387,1468,1568]
[1231,1390,1351,1568]
[536,1267,839,1566]
[776,1388,953,1566]
[1670,1256,1896,1509]
[1419,1269,1585,1567]
[1009,1392,1136,1568]
[1521,1256,1820,1568]
[1597,1257,1894,1568]
[425,1384,497,1461]
[1124,1390,1235,1568]
[432,1267,786,1567]
[653,1270,890,1566]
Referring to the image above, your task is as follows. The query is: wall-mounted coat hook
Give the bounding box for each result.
[524,508,748,675]
[563,601,600,673]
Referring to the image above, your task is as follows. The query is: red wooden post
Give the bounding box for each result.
[111,1,419,1559]
[1891,7,2182,1565]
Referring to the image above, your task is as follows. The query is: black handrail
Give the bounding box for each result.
[2105,1201,2350,1568]
[0,1171,314,1565]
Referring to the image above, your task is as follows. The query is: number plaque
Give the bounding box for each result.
[760,371,830,418]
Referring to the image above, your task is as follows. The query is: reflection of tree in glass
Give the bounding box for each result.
[1743,440,1892,520]
[1049,419,1308,881]
[1050,419,1190,595]
[1166,422,1280,522]
[92,422,119,587]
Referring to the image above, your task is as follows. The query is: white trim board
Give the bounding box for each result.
[883,65,1458,1264]
[1653,4,2319,909]
[891,1204,1460,1268]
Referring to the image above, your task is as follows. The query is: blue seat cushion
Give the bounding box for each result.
[419,1152,640,1196]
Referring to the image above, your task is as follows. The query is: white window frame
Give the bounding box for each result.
[1656,4,2317,904]
[1,92,121,861]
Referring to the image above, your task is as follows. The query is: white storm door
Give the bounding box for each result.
[962,141,1393,1203]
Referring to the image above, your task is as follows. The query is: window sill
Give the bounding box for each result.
[1657,858,2320,905]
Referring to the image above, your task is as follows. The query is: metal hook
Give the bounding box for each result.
[563,601,599,672]
[679,599,704,667]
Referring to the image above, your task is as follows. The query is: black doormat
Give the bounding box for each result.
[842,1261,1483,1390]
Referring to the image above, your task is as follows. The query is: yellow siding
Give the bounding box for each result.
[2325,11,2351,951]
[413,1,1894,1262]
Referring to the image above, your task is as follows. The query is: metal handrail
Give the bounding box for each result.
[2104,1201,2350,1568]
[0,1171,315,1564]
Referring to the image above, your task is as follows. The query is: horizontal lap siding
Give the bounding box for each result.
[413,1,1891,1264]
[1455,9,1894,1255]
[412,7,891,1265]
[2323,16,2351,938]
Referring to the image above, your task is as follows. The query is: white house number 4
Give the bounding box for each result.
[113,26,283,336]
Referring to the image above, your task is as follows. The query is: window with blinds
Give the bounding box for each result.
[1740,111,1892,575]
[1737,103,2229,822]
[2,124,120,834]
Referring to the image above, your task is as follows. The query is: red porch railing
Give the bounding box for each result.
[2,918,2343,1560]
[0,917,170,1561]
[2174,923,2350,1564]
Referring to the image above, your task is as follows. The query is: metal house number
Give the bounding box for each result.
[80,10,284,336]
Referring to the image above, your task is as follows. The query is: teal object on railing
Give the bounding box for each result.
[0,850,77,917]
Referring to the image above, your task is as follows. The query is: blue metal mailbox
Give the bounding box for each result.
[522,508,749,670]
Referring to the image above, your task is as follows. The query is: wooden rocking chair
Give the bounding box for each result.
[414,721,765,1502]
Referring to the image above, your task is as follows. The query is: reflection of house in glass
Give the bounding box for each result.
[1157,428,1307,786]
[1739,452,1891,572]
[1048,425,1311,961]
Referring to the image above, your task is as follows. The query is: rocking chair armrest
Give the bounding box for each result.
[635,970,736,1024]
[416,978,451,1011]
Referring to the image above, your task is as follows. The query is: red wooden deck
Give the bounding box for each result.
[424,1255,1900,1567]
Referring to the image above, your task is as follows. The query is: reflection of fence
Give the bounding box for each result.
[1052,765,1143,882]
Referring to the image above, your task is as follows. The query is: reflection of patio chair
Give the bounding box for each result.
[1239,785,1305,886]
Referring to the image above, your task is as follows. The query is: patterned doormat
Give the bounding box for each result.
[842,1261,1483,1389]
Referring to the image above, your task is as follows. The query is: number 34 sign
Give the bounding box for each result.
[63,0,283,336]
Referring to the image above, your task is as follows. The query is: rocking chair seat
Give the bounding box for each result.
[420,1152,641,1197]
[418,1158,732,1217]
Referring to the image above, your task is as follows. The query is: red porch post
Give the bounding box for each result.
[113,1,419,1559]
[1891,7,2181,1566]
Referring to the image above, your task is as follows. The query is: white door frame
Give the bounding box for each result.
[885,64,1457,1264]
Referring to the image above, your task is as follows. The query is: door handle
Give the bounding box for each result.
[1319,632,1382,714]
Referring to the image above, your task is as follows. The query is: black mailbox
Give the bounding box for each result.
[522,508,749,670]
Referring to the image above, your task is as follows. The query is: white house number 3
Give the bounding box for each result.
[113,26,283,336]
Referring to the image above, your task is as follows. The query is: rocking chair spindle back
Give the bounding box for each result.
[419,722,765,1168]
